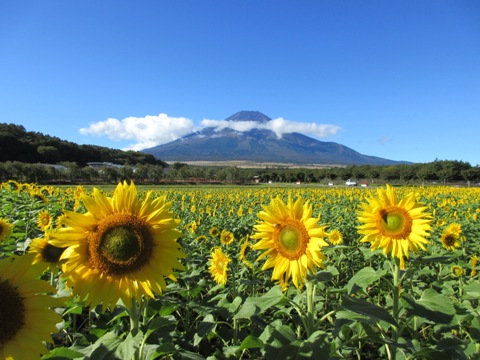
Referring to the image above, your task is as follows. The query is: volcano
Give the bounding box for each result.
[142,111,408,165]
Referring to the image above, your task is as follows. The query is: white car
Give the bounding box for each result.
[345,179,357,186]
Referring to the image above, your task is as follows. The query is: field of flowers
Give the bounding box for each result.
[0,181,479,360]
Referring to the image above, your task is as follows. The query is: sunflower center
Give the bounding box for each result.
[0,280,25,347]
[378,207,412,239]
[88,213,153,276]
[42,244,67,263]
[102,226,140,261]
[444,235,456,246]
[274,219,310,260]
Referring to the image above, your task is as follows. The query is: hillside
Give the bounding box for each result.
[0,123,167,167]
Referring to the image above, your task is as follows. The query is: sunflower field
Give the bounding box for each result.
[0,180,479,360]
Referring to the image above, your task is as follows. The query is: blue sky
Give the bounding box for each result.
[1,1,479,165]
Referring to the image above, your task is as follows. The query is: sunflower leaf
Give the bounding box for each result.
[347,267,385,295]
[234,285,284,319]
[401,289,455,324]
[341,295,398,326]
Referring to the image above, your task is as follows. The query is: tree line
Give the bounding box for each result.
[0,123,166,167]
[1,122,479,185]
[1,159,479,186]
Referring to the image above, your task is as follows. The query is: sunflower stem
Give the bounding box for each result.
[230,261,239,346]
[305,280,316,338]
[389,258,402,360]
[128,297,141,336]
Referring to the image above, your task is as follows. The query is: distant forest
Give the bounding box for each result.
[1,122,480,185]
[0,123,166,167]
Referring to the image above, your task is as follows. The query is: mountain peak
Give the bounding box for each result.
[225,111,271,123]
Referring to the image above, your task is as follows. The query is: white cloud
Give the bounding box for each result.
[80,113,197,151]
[201,119,259,132]
[80,113,342,151]
[201,117,342,138]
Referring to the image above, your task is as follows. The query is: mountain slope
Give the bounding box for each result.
[143,111,409,165]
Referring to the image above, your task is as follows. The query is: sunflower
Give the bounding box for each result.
[239,237,254,269]
[450,265,464,277]
[31,190,48,204]
[220,230,235,245]
[327,229,343,246]
[28,232,66,273]
[0,254,63,360]
[49,181,186,309]
[37,210,53,231]
[209,227,220,237]
[357,184,432,268]
[0,217,13,243]
[251,195,328,289]
[195,235,208,243]
[208,247,231,285]
[441,223,462,251]
[471,255,478,277]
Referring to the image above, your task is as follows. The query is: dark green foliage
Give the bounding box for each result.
[0,123,167,167]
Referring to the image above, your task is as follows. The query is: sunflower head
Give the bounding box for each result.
[31,191,48,204]
[29,232,66,273]
[0,218,13,243]
[209,227,220,237]
[441,223,462,251]
[450,265,464,277]
[208,247,231,285]
[328,229,343,246]
[252,195,328,289]
[0,254,63,359]
[220,230,234,245]
[49,181,186,309]
[357,184,432,268]
[37,210,53,231]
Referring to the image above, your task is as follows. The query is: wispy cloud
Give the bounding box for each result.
[378,136,392,145]
[80,113,197,151]
[80,114,342,150]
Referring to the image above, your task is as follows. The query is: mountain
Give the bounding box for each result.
[142,111,409,165]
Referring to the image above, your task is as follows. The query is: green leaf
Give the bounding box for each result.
[401,289,455,324]
[41,347,85,359]
[194,314,217,346]
[82,331,123,359]
[347,267,384,295]
[462,281,480,300]
[238,335,264,350]
[234,285,284,319]
[341,295,398,326]
[308,270,334,283]
[264,326,329,360]
[115,330,143,359]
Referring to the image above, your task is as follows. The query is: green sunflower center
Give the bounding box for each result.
[0,280,25,347]
[102,226,140,261]
[43,244,67,263]
[378,206,412,239]
[274,219,310,260]
[88,213,153,276]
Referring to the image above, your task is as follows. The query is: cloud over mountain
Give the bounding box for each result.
[201,118,341,139]
[79,112,342,151]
